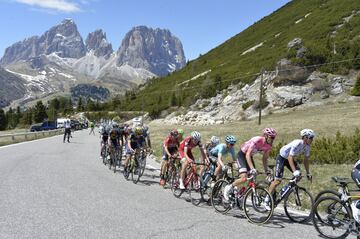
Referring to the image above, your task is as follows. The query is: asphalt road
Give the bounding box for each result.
[0,129,333,238]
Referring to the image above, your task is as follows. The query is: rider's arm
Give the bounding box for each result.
[246,148,255,169]
[287,154,297,172]
[262,151,270,172]
[127,137,134,151]
[184,146,192,161]
[304,156,310,174]
[217,153,224,167]
[200,145,209,164]
[147,136,151,148]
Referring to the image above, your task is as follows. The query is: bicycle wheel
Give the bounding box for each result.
[189,176,203,206]
[210,179,231,214]
[243,186,274,224]
[131,157,141,184]
[284,186,314,223]
[139,155,146,177]
[170,171,183,198]
[311,196,351,239]
[101,147,107,165]
[314,190,341,223]
[201,172,215,203]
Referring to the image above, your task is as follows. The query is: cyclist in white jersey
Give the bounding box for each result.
[267,129,315,200]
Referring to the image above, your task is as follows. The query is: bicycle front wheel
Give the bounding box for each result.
[311,196,351,239]
[139,156,146,177]
[243,186,274,224]
[170,171,183,198]
[210,179,231,214]
[131,158,141,184]
[189,177,203,206]
[284,186,314,223]
[314,190,341,223]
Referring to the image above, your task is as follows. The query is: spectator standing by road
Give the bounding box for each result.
[89,121,95,135]
[63,120,71,143]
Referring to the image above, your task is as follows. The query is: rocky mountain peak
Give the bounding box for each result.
[116,26,186,76]
[0,18,86,65]
[85,29,113,58]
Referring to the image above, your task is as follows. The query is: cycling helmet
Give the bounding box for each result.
[191,131,201,141]
[112,122,119,128]
[225,135,237,144]
[143,125,149,132]
[170,129,179,138]
[112,116,121,123]
[263,128,277,138]
[300,129,315,138]
[177,128,184,136]
[210,136,220,145]
[135,126,143,135]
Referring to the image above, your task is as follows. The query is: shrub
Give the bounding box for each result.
[242,100,255,110]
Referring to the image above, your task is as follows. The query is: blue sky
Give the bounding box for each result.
[0,0,290,60]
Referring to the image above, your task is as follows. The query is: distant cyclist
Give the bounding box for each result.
[224,128,277,201]
[108,121,121,168]
[63,119,71,143]
[89,121,95,135]
[266,129,315,204]
[99,122,110,159]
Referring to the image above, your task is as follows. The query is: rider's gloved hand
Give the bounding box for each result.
[249,168,257,175]
[293,170,301,177]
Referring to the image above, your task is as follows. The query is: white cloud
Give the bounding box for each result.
[15,0,81,13]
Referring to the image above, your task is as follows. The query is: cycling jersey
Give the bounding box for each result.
[163,135,179,149]
[110,128,121,140]
[179,136,203,161]
[240,136,272,155]
[279,139,311,158]
[210,143,236,158]
[352,159,360,188]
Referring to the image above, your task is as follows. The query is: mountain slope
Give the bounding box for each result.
[123,0,360,113]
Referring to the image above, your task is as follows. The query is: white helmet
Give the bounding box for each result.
[300,129,315,138]
[191,131,201,141]
[210,136,220,145]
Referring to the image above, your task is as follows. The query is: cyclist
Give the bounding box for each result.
[89,121,95,135]
[209,135,237,180]
[142,125,152,148]
[266,129,315,203]
[205,136,220,156]
[99,122,111,159]
[123,126,146,176]
[224,128,277,201]
[160,129,180,186]
[178,131,208,190]
[108,121,121,168]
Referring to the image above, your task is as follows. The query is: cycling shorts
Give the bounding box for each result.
[274,154,300,180]
[236,150,255,174]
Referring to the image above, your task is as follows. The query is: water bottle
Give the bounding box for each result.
[280,185,289,197]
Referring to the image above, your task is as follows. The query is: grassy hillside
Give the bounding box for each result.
[120,0,360,114]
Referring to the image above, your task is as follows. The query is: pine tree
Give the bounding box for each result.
[33,101,48,123]
[0,108,7,130]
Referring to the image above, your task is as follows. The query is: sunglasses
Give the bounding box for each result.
[270,136,276,139]
[229,143,235,146]
[309,136,314,140]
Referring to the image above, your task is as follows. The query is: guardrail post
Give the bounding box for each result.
[12,135,15,141]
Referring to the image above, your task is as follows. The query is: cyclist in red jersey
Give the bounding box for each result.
[160,129,180,185]
[178,131,208,189]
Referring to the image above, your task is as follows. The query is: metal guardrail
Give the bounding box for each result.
[0,129,64,142]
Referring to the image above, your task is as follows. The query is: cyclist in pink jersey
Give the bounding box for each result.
[178,131,208,189]
[224,128,277,201]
